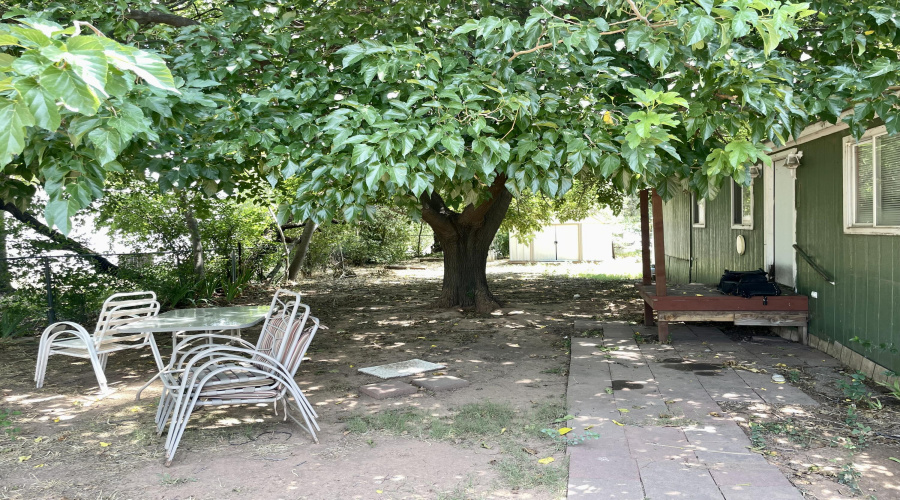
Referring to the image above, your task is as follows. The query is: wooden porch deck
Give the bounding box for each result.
[637,190,809,343]
[638,283,809,326]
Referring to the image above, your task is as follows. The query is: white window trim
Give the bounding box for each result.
[691,194,706,228]
[731,178,754,230]
[843,125,900,236]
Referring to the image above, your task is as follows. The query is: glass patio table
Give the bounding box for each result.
[120,305,271,399]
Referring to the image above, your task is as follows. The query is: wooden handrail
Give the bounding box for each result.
[793,244,835,285]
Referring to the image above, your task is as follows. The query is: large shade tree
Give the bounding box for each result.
[4,0,900,311]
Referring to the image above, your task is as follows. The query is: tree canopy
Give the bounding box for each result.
[3,0,900,309]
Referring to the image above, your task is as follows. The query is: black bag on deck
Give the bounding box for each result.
[717,269,778,297]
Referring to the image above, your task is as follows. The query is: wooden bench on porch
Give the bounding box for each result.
[636,190,810,343]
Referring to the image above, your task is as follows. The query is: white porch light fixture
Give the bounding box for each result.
[784,151,803,169]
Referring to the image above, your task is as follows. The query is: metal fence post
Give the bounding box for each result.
[231,248,237,283]
[43,257,56,324]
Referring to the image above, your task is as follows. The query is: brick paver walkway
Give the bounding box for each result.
[567,322,831,499]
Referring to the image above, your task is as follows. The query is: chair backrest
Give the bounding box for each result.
[93,291,160,344]
[279,316,319,377]
[253,289,305,361]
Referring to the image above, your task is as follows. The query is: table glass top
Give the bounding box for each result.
[118,305,271,333]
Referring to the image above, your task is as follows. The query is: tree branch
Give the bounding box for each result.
[626,0,652,26]
[125,9,200,27]
[0,200,120,274]
[458,175,509,227]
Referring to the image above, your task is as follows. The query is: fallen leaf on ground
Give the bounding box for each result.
[99,442,110,447]
[558,427,572,435]
[33,464,46,468]
[585,425,594,430]
[500,428,506,434]
[538,457,555,464]
[618,408,629,413]
[18,456,30,462]
[613,420,625,426]
[522,447,537,455]
[890,457,900,463]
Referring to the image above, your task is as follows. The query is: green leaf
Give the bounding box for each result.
[352,143,374,166]
[88,128,122,166]
[99,40,177,92]
[64,36,108,94]
[336,44,366,68]
[45,199,73,235]
[646,37,670,69]
[441,133,465,157]
[365,164,382,188]
[17,79,60,131]
[451,20,479,36]
[864,58,895,78]
[0,97,32,167]
[11,52,52,76]
[695,0,715,14]
[39,66,100,115]
[625,25,652,52]
[724,139,757,167]
[584,28,600,53]
[599,155,621,177]
[686,12,716,46]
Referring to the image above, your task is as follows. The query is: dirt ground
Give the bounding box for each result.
[1,260,899,500]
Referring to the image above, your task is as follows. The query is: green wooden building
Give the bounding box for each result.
[658,122,900,376]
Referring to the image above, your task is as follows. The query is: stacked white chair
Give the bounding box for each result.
[35,291,162,393]
[153,289,320,465]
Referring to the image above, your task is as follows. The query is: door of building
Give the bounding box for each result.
[764,151,798,288]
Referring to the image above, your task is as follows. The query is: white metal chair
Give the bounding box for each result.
[153,289,321,465]
[35,291,162,393]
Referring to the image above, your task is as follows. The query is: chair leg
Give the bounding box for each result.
[34,337,51,388]
[88,354,110,394]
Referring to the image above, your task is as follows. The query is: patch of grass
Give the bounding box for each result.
[158,473,197,486]
[436,476,480,500]
[837,464,861,494]
[1,408,21,436]
[575,272,641,280]
[541,365,567,375]
[494,444,568,493]
[748,419,811,450]
[345,408,426,436]
[449,402,515,437]
[578,328,604,339]
[524,400,568,438]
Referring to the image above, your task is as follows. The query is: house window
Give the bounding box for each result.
[731,179,753,229]
[691,194,706,228]
[844,127,900,235]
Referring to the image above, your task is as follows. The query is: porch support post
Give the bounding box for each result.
[651,190,669,342]
[640,190,654,326]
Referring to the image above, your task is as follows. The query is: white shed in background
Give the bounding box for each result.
[509,216,615,262]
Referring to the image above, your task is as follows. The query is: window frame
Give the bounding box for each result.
[691,193,706,228]
[731,178,754,230]
[843,125,900,236]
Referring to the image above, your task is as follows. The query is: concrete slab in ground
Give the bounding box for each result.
[411,375,470,392]
[567,323,815,499]
[358,380,418,400]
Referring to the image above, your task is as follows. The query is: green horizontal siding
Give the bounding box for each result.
[795,132,900,373]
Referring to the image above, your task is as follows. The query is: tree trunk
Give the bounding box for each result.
[0,199,120,275]
[287,220,317,280]
[181,194,204,279]
[420,176,512,313]
[0,210,11,293]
